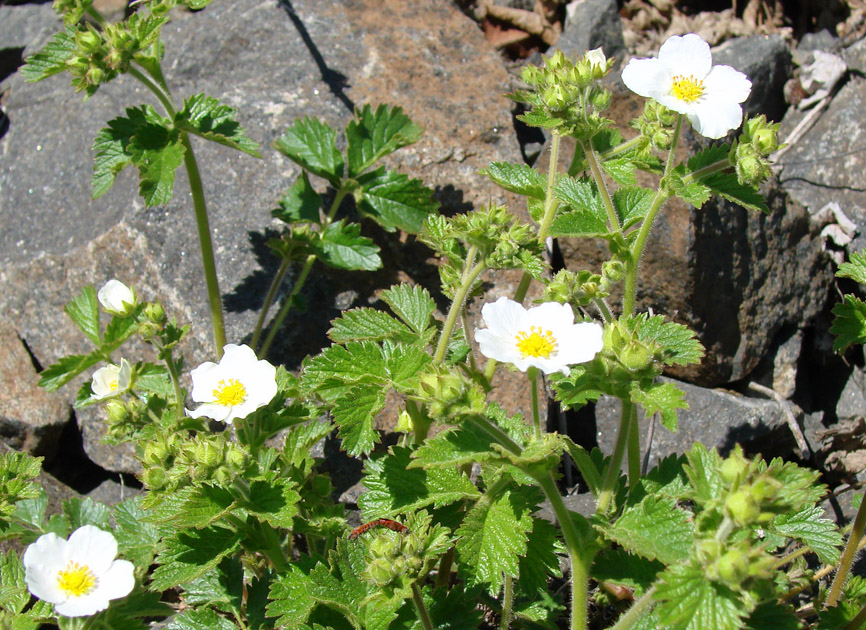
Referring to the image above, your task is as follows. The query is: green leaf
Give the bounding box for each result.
[358,446,480,519]
[548,209,609,238]
[410,425,505,470]
[168,608,238,630]
[613,186,655,230]
[63,496,111,529]
[312,221,381,271]
[113,496,164,569]
[592,548,663,594]
[837,250,866,285]
[166,484,237,529]
[388,585,484,630]
[328,308,413,343]
[634,314,705,367]
[519,517,564,594]
[382,341,430,388]
[768,506,842,565]
[274,117,344,185]
[151,526,242,591]
[516,109,563,129]
[684,443,725,505]
[38,353,96,391]
[603,494,693,565]
[244,479,301,528]
[550,177,609,237]
[701,171,769,214]
[356,169,439,234]
[332,384,386,457]
[565,443,605,497]
[175,94,261,157]
[456,484,535,595]
[20,28,76,82]
[64,286,100,344]
[630,381,689,432]
[380,284,437,337]
[92,105,185,206]
[744,601,802,630]
[346,104,423,176]
[181,558,244,612]
[273,172,323,224]
[830,295,866,353]
[302,340,387,400]
[655,562,750,630]
[480,162,547,200]
[0,551,31,614]
[601,157,637,186]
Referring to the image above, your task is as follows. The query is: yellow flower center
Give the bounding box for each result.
[109,380,118,391]
[56,562,97,597]
[671,74,705,103]
[213,379,247,406]
[515,327,557,359]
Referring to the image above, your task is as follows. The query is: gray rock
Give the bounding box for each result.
[595,377,801,471]
[556,0,626,61]
[712,34,792,123]
[0,322,69,463]
[772,329,803,399]
[797,29,842,55]
[86,478,142,506]
[0,4,61,54]
[836,367,866,421]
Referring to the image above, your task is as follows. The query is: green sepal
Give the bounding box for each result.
[830,295,866,353]
[64,285,100,344]
[480,162,547,200]
[312,221,382,271]
[274,116,344,185]
[175,94,261,157]
[346,104,423,176]
[356,168,439,234]
[20,27,77,83]
[273,172,323,225]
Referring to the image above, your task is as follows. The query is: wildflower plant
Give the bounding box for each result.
[4,7,865,630]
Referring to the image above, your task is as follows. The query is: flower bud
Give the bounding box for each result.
[725,489,760,526]
[142,466,166,489]
[75,29,102,53]
[143,301,166,324]
[716,549,749,585]
[366,559,393,586]
[601,260,625,283]
[143,439,170,466]
[104,400,129,425]
[719,452,749,486]
[590,87,612,111]
[98,279,137,316]
[395,409,413,433]
[620,342,653,372]
[195,441,222,468]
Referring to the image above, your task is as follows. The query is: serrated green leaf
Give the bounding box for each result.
[744,601,802,630]
[168,607,237,630]
[20,28,76,82]
[701,171,769,214]
[672,179,713,208]
[245,479,301,529]
[630,381,688,432]
[481,162,547,200]
[655,562,750,630]
[170,484,237,529]
[603,495,693,564]
[769,506,842,565]
[634,314,705,366]
[684,443,725,505]
[282,419,334,467]
[601,157,637,186]
[613,186,655,231]
[113,496,164,570]
[591,548,664,593]
[175,94,261,157]
[328,308,412,343]
[0,551,31,614]
[151,526,242,591]
[551,177,608,233]
[456,484,535,595]
[332,384,386,457]
[382,341,430,387]
[302,341,387,400]
[312,221,381,271]
[517,110,563,129]
[357,169,439,234]
[63,496,111,530]
[273,172,323,224]
[346,104,423,176]
[409,424,503,470]
[274,117,344,185]
[518,517,564,594]
[565,443,605,497]
[548,209,610,238]
[181,558,243,613]
[831,295,866,353]
[64,286,100,344]
[358,446,480,519]
[380,284,437,337]
[104,313,140,345]
[837,250,866,285]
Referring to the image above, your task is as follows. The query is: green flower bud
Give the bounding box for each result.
[75,29,102,53]
[719,452,749,486]
[142,301,166,324]
[142,466,166,489]
[405,554,423,574]
[104,400,129,425]
[224,443,248,469]
[620,342,653,371]
[696,539,723,565]
[137,321,161,339]
[601,260,625,283]
[395,409,413,433]
[143,439,170,466]
[366,559,393,586]
[725,489,760,526]
[716,549,749,585]
[84,66,104,86]
[589,87,611,111]
[194,441,222,468]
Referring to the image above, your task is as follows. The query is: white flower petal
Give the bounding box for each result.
[97,280,135,314]
[221,343,258,364]
[475,329,524,366]
[688,98,744,139]
[479,297,526,337]
[189,361,221,403]
[67,526,118,575]
[23,534,69,604]
[657,33,712,79]
[54,592,110,617]
[556,322,605,365]
[704,64,752,103]
[186,402,233,423]
[621,57,671,99]
[528,301,576,331]
[97,560,135,601]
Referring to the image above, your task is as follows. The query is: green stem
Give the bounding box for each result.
[258,254,316,358]
[127,65,176,117]
[411,583,435,630]
[84,5,108,27]
[435,547,455,588]
[827,491,866,607]
[406,398,432,444]
[844,603,866,630]
[469,415,523,455]
[258,521,289,572]
[580,139,621,234]
[500,573,514,630]
[608,586,657,630]
[151,340,185,419]
[596,399,633,515]
[536,473,594,630]
[599,136,644,161]
[593,297,614,323]
[681,158,732,184]
[529,367,542,439]
[626,403,640,485]
[433,252,486,363]
[622,115,682,316]
[251,257,292,352]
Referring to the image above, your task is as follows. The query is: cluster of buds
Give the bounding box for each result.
[544,268,612,309]
[732,115,782,187]
[361,529,426,592]
[141,433,249,490]
[417,365,485,422]
[633,101,679,151]
[696,538,774,588]
[718,448,784,527]
[53,0,92,26]
[65,22,134,93]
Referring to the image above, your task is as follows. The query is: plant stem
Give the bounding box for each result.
[596,399,633,515]
[151,339,185,418]
[681,158,732,184]
[599,136,644,161]
[845,603,866,630]
[500,573,514,630]
[626,403,641,485]
[258,254,316,357]
[536,473,594,630]
[622,115,682,316]
[435,547,455,588]
[433,250,485,363]
[406,398,432,443]
[608,586,657,630]
[593,298,614,323]
[411,583,435,630]
[827,491,866,607]
[251,257,291,352]
[127,64,177,118]
[529,367,542,439]
[580,139,621,234]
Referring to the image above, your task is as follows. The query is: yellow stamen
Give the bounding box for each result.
[515,327,557,358]
[109,380,118,391]
[671,74,705,103]
[57,562,97,597]
[213,379,247,406]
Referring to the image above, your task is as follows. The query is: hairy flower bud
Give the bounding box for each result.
[726,489,760,526]
[142,466,166,489]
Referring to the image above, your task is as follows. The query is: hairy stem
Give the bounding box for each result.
[626,403,641,485]
[580,138,621,234]
[251,257,291,352]
[597,399,633,515]
[411,583,435,630]
[529,367,542,439]
[608,586,657,630]
[433,251,485,363]
[827,491,866,607]
[500,573,514,630]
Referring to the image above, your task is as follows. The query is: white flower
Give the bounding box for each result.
[586,48,607,71]
[97,280,136,316]
[621,33,752,139]
[90,359,132,400]
[187,344,278,423]
[23,525,135,617]
[474,297,603,375]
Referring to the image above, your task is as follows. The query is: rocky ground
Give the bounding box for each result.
[1,0,866,535]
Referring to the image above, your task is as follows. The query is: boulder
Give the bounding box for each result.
[555,0,626,62]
